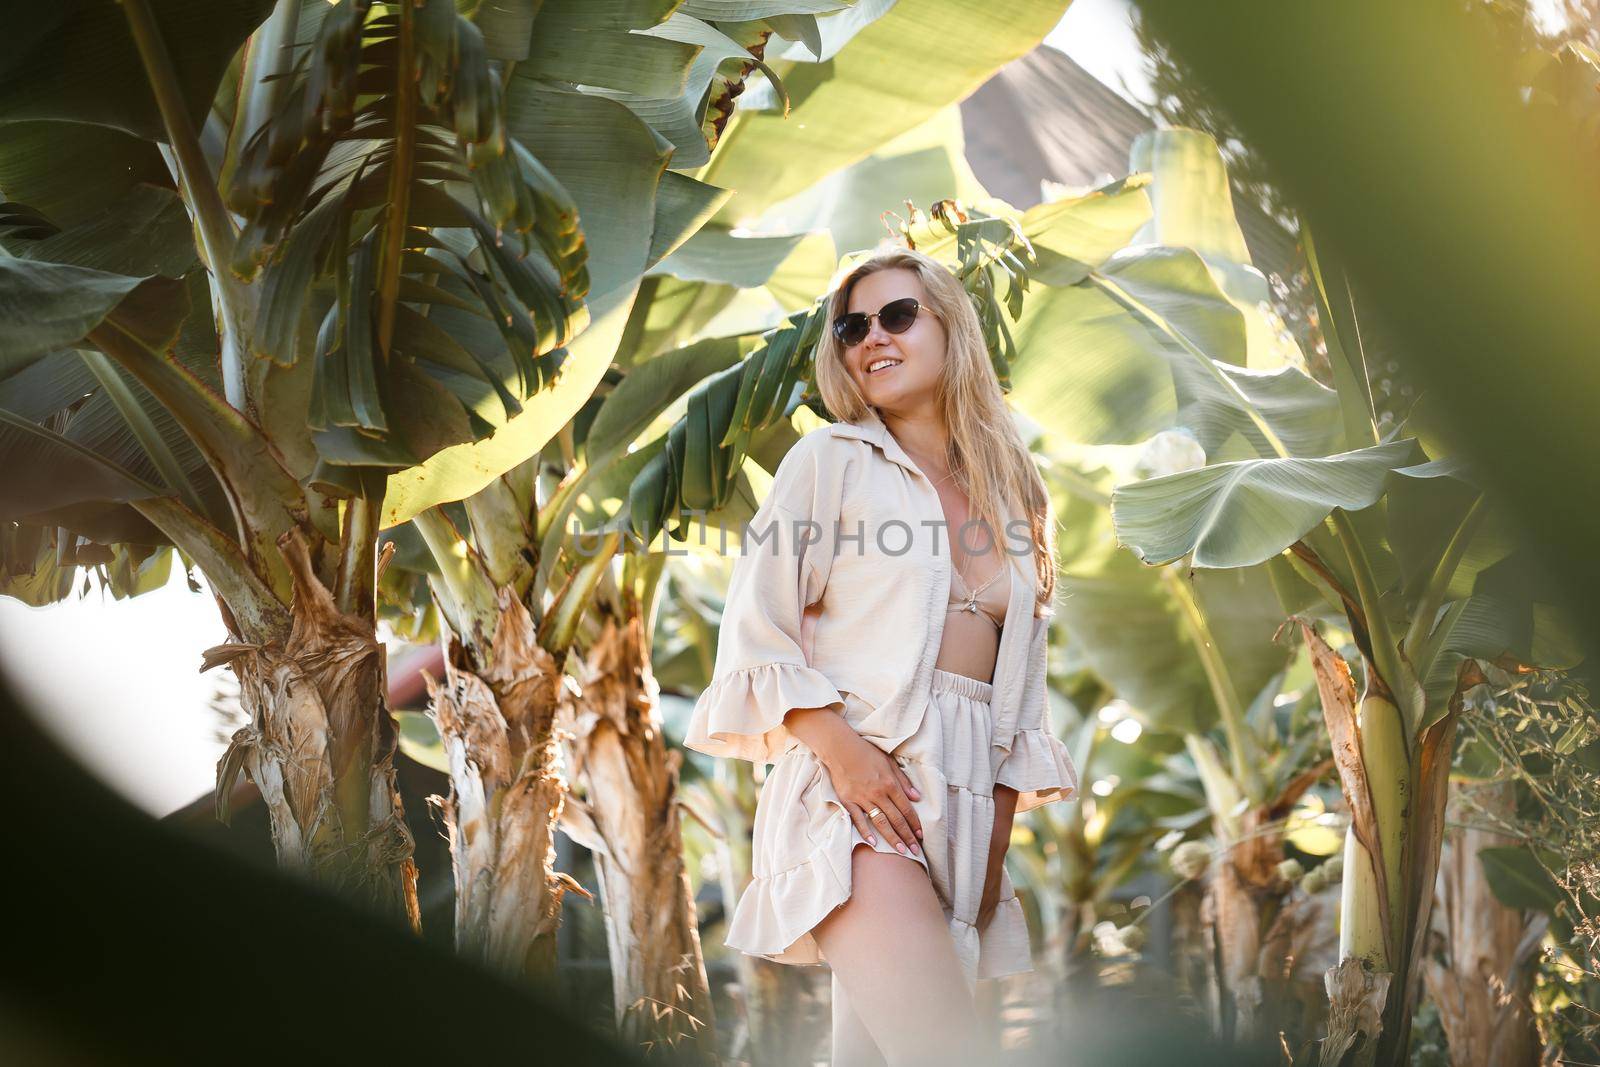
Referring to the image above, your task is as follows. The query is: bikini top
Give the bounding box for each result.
[946,559,1009,630]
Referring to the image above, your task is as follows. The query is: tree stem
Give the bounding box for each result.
[335,492,383,620]
[1330,509,1411,732]
[1164,567,1264,803]
[121,0,251,408]
[1401,493,1487,664]
[374,0,416,361]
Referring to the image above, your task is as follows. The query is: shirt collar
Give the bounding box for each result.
[826,407,925,477]
[829,407,1028,522]
[833,407,1039,616]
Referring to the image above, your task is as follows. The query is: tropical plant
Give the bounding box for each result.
[986,128,1344,1046]
[0,0,622,921]
[376,0,882,999]
[662,552,827,1066]
[1436,664,1599,1065]
[1105,223,1575,1064]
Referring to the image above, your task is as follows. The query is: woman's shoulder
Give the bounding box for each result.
[761,421,878,516]
[774,421,874,474]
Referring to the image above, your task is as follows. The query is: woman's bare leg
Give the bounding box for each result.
[830,972,885,1067]
[812,847,984,1066]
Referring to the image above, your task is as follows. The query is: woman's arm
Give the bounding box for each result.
[784,706,924,858]
[684,438,845,764]
[977,784,1019,930]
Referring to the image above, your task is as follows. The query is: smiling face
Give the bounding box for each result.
[840,268,948,419]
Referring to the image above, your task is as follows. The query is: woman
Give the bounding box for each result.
[686,248,1078,1065]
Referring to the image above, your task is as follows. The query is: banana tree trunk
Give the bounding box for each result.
[569,609,716,1059]
[1205,807,1288,1044]
[429,590,571,977]
[1205,799,1347,1051]
[1302,623,1467,1067]
[213,531,420,927]
[713,759,816,1066]
[1423,781,1541,1067]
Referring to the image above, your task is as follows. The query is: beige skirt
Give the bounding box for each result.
[725,669,1037,983]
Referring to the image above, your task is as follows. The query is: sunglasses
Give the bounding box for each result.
[831,297,937,347]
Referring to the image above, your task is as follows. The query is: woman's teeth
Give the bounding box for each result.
[867,358,901,374]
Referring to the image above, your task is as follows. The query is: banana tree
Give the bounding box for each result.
[984,127,1348,1045]
[660,545,826,1066]
[0,0,608,921]
[1107,228,1568,1064]
[375,0,872,981]
[563,551,716,1058]
[1046,439,1343,1043]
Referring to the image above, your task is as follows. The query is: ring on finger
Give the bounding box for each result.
[866,806,884,821]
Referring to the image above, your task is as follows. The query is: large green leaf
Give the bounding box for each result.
[0,0,273,141]
[1415,595,1531,705]
[1128,128,1300,371]
[703,0,1067,223]
[646,171,733,269]
[523,0,697,99]
[679,0,849,16]
[1050,445,1293,736]
[649,226,812,288]
[471,0,542,61]
[1477,845,1563,913]
[0,407,162,520]
[1387,463,1515,602]
[381,282,641,528]
[615,275,741,369]
[585,13,765,170]
[585,335,751,460]
[1111,438,1419,569]
[378,76,700,523]
[11,184,196,278]
[752,105,987,255]
[505,81,673,300]
[0,329,224,538]
[1011,245,1341,458]
[1021,176,1154,285]
[1009,281,1177,448]
[765,0,893,62]
[0,121,170,229]
[0,257,169,373]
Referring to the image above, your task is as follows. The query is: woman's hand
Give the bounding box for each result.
[826,730,925,858]
[977,785,1019,931]
[784,706,923,857]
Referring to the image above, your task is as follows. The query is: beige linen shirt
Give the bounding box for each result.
[685,408,1067,813]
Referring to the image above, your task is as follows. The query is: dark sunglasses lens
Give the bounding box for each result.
[879,298,920,333]
[833,314,869,346]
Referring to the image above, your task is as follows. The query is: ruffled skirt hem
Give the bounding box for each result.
[725,669,1042,982]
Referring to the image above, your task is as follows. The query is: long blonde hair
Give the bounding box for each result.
[813,248,1057,614]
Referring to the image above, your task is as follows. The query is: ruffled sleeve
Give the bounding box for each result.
[995,722,1078,813]
[995,615,1078,813]
[685,436,843,765]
